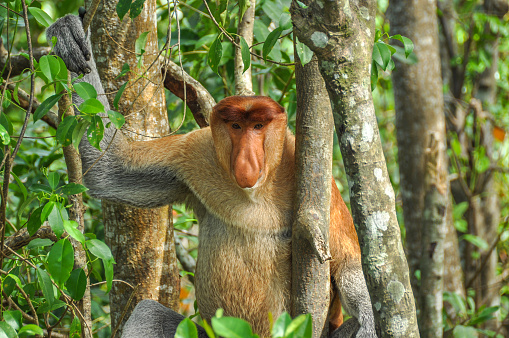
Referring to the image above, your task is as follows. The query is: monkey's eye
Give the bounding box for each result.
[231,123,241,130]
[254,123,263,130]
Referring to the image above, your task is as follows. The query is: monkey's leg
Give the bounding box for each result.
[122,300,208,338]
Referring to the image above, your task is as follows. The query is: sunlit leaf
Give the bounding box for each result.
[108,110,126,129]
[208,37,223,74]
[63,220,86,245]
[28,7,53,27]
[240,37,251,73]
[391,34,414,58]
[114,82,128,110]
[176,318,198,338]
[74,82,98,100]
[87,115,105,150]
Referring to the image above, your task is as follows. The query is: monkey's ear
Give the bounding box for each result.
[79,7,86,21]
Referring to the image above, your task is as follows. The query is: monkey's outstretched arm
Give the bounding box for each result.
[47,15,191,208]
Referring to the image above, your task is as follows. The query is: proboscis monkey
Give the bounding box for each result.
[47,13,375,338]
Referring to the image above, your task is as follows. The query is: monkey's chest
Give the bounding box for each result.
[195,215,292,336]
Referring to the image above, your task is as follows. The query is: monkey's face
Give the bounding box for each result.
[211,96,287,189]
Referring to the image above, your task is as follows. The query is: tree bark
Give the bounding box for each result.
[85,0,180,333]
[234,0,255,96]
[291,0,419,336]
[292,53,332,338]
[388,0,448,306]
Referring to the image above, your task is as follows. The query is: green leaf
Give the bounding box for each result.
[3,271,20,298]
[33,93,63,122]
[18,324,44,336]
[115,63,131,79]
[461,234,489,251]
[11,172,27,200]
[295,38,313,66]
[469,306,499,325]
[41,201,55,223]
[69,316,81,338]
[0,321,17,338]
[48,239,74,286]
[79,98,105,115]
[371,60,379,92]
[87,115,105,150]
[37,299,66,314]
[3,310,22,331]
[211,316,256,338]
[238,0,250,21]
[285,314,312,337]
[175,318,198,338]
[0,113,13,135]
[27,207,44,236]
[63,220,86,245]
[279,13,292,31]
[48,172,60,190]
[0,124,10,146]
[391,34,414,58]
[452,325,478,338]
[208,37,223,74]
[56,115,77,146]
[113,82,128,110]
[39,55,60,84]
[72,119,91,152]
[135,31,150,68]
[116,0,132,20]
[451,138,462,157]
[26,238,54,250]
[66,268,87,301]
[263,27,282,61]
[87,239,114,261]
[74,82,97,100]
[373,42,391,70]
[240,37,251,73]
[47,204,65,238]
[30,183,52,193]
[61,182,89,195]
[108,110,126,129]
[36,267,54,307]
[272,312,292,338]
[130,0,147,19]
[28,7,53,27]
[296,0,308,9]
[104,258,114,293]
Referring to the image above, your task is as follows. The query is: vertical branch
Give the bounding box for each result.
[419,133,447,338]
[292,51,332,337]
[58,74,93,338]
[234,0,255,96]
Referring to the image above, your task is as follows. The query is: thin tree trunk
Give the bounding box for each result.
[86,0,180,333]
[292,53,332,338]
[234,0,255,96]
[291,0,419,336]
[58,78,93,338]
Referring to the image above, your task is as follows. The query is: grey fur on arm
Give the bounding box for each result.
[46,15,189,208]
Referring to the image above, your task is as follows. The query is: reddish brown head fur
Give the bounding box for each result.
[213,96,286,123]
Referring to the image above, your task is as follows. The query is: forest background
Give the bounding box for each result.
[0,0,508,337]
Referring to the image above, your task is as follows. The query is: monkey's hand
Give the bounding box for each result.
[46,14,92,75]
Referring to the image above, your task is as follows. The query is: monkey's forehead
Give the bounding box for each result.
[214,96,285,122]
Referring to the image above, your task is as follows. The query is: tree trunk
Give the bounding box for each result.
[292,53,332,338]
[388,0,450,335]
[291,0,419,336]
[85,0,180,333]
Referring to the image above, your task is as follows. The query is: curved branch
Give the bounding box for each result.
[162,59,215,128]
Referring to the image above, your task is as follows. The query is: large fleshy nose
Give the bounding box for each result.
[232,134,264,188]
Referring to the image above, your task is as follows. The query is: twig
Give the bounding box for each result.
[89,279,136,289]
[83,0,102,32]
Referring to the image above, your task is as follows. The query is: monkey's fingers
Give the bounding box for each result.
[67,15,92,63]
